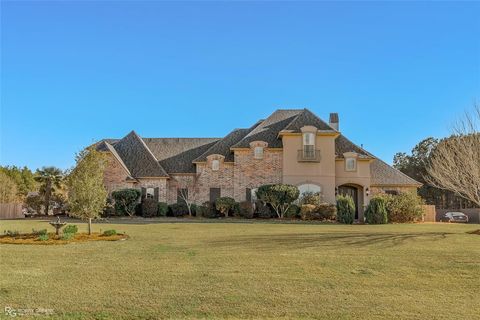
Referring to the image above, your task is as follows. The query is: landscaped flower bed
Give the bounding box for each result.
[0,230,128,245]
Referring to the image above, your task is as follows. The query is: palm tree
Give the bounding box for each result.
[34,167,64,215]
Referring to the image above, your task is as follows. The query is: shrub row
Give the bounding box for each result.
[365,192,424,224]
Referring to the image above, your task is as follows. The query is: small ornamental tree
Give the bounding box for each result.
[215,197,236,217]
[256,184,300,218]
[336,194,355,224]
[112,189,141,217]
[67,147,108,234]
[364,196,388,224]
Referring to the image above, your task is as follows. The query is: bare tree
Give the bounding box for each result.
[176,173,201,216]
[426,104,480,207]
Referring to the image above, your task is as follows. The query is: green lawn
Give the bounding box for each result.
[0,219,479,320]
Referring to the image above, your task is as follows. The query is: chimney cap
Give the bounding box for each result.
[329,113,339,123]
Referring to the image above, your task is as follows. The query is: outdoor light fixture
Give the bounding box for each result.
[335,187,338,196]
[366,187,370,197]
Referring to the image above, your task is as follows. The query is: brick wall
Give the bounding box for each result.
[103,153,134,195]
[196,155,235,203]
[233,147,283,201]
[136,178,168,202]
[167,174,197,204]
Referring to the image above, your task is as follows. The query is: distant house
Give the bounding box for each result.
[96,109,420,220]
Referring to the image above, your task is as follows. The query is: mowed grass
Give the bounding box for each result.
[0,220,479,320]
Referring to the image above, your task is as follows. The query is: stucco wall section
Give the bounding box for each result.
[233,148,283,201]
[282,134,337,203]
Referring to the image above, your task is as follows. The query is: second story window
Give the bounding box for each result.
[212,159,220,171]
[303,132,315,158]
[345,158,357,171]
[254,146,264,159]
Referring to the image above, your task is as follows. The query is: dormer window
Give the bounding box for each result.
[302,132,315,158]
[212,159,220,171]
[254,146,264,159]
[345,158,357,171]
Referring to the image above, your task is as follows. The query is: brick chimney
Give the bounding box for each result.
[329,113,339,131]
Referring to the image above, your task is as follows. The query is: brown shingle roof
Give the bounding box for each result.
[370,159,422,186]
[232,109,303,148]
[335,134,373,158]
[112,131,169,178]
[145,138,219,173]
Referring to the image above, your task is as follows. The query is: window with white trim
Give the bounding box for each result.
[302,132,315,158]
[345,158,357,171]
[254,146,264,159]
[212,159,220,171]
[146,187,155,199]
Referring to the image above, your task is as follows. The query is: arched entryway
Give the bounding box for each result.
[337,184,364,220]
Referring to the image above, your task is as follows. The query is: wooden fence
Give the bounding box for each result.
[0,203,24,219]
[422,205,437,222]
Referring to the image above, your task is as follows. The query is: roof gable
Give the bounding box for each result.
[283,108,337,132]
[232,110,303,148]
[112,131,169,178]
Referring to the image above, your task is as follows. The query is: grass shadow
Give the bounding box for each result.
[207,231,452,250]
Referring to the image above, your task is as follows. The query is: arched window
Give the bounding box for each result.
[298,184,321,196]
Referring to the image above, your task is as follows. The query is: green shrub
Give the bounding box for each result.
[215,197,236,217]
[63,225,78,234]
[103,229,117,236]
[365,196,388,224]
[255,201,275,219]
[336,195,355,224]
[112,188,141,216]
[238,201,254,219]
[197,201,218,218]
[285,204,300,219]
[169,203,189,217]
[380,192,424,223]
[232,202,241,217]
[142,198,158,217]
[300,203,337,220]
[157,202,168,216]
[32,229,48,236]
[38,234,49,241]
[61,232,74,240]
[256,184,300,218]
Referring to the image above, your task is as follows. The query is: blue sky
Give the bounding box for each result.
[1,1,479,170]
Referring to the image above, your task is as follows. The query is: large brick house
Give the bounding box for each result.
[97,109,420,220]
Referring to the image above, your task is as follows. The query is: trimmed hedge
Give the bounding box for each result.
[142,198,158,217]
[336,195,355,224]
[169,203,190,217]
[157,202,168,217]
[365,196,388,224]
[215,197,236,217]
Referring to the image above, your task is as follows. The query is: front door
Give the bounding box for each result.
[338,185,359,219]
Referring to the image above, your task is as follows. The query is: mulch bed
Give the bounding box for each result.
[0,232,129,245]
